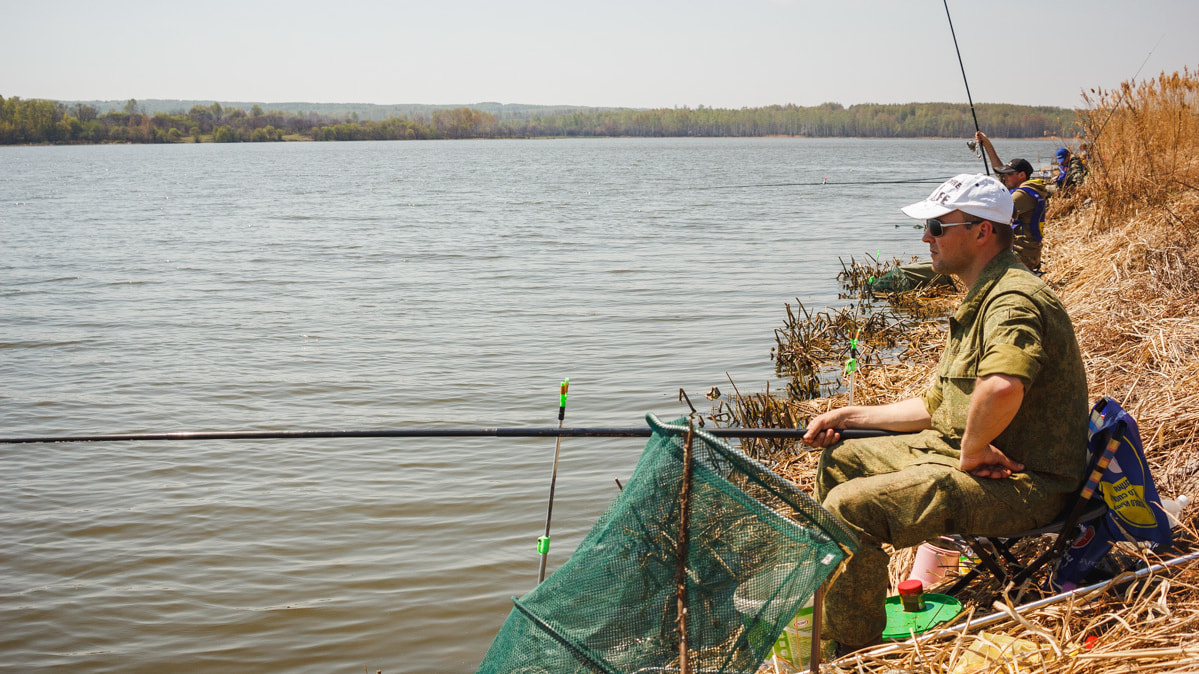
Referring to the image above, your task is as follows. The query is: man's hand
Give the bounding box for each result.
[959,373,1026,478]
[973,130,1002,168]
[960,443,1024,479]
[802,409,846,449]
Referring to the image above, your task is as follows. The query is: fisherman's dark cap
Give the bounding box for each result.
[994,158,1034,176]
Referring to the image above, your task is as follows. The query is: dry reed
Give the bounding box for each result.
[728,67,1199,671]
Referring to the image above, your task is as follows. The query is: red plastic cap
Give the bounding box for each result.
[898,579,924,596]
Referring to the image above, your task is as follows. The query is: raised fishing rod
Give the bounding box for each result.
[0,426,892,445]
[1089,33,1165,144]
[537,379,569,584]
[942,0,989,176]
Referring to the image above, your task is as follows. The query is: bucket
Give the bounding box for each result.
[732,565,814,670]
[770,606,814,671]
[908,542,959,587]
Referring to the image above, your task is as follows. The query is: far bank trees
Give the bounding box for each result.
[0,96,1075,145]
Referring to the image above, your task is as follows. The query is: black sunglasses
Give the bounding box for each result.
[924,218,983,237]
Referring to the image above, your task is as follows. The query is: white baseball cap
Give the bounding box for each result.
[900,173,1014,224]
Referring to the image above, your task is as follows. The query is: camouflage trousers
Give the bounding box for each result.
[815,434,1064,648]
[1012,233,1043,272]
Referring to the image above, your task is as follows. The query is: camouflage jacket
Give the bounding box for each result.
[1065,157,1088,189]
[920,249,1089,497]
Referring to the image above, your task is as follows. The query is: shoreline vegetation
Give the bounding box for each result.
[0,96,1074,145]
[717,68,1199,671]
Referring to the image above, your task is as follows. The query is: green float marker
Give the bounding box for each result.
[845,329,861,405]
[537,378,570,584]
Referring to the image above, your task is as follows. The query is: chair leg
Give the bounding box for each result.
[994,539,1025,567]
[943,566,982,596]
[1009,527,1080,592]
[963,534,1013,584]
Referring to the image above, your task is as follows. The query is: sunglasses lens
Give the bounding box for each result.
[926,219,943,236]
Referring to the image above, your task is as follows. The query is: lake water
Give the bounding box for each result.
[0,137,1061,672]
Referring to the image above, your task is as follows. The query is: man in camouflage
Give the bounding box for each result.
[1049,147,1088,196]
[803,174,1089,651]
[1064,147,1088,192]
[975,131,1050,272]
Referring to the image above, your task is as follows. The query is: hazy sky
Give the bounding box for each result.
[4,0,1196,110]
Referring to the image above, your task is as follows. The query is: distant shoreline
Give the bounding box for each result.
[1,96,1078,146]
[0,135,1068,147]
[0,137,1063,148]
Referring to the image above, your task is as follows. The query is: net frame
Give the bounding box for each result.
[477,414,858,673]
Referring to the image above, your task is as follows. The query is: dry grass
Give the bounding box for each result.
[727,67,1199,671]
[830,562,1199,673]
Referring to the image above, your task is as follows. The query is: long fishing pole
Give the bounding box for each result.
[1090,33,1165,144]
[693,176,954,191]
[942,0,989,176]
[0,426,892,445]
[537,379,569,583]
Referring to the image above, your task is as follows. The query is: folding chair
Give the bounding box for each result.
[941,398,1124,599]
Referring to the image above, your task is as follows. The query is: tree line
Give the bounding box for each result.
[68,99,603,122]
[0,96,1076,145]
[499,102,1073,139]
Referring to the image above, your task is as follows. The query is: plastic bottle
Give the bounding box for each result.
[1161,495,1190,528]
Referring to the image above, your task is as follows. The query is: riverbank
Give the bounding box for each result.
[751,68,1199,671]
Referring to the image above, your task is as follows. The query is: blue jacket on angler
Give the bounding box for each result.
[1053,397,1174,591]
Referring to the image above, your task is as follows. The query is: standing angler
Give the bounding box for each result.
[974,131,1049,273]
[802,174,1088,653]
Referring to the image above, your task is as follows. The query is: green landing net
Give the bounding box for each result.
[476,414,858,673]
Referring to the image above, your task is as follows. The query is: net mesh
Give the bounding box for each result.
[476,413,858,673]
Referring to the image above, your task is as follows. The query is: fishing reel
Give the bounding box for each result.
[966,140,982,158]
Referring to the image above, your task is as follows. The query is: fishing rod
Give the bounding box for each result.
[537,379,569,584]
[0,426,892,445]
[942,0,989,176]
[693,176,953,191]
[1089,33,1165,144]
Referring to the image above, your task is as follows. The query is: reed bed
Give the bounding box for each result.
[728,67,1199,671]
